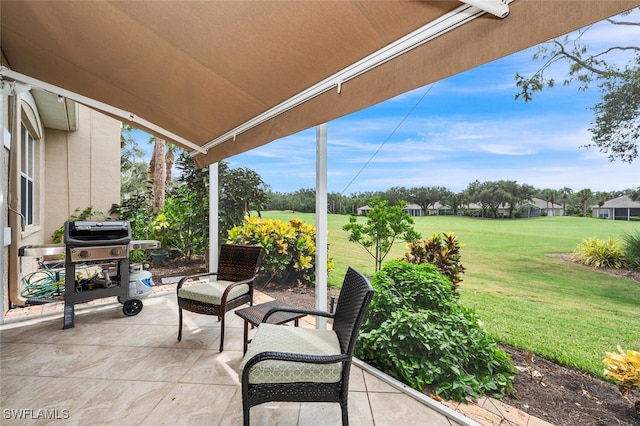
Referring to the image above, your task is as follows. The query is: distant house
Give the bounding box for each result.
[357,203,423,217]
[592,195,640,220]
[520,197,564,218]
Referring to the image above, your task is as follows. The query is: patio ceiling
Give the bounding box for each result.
[1,1,638,168]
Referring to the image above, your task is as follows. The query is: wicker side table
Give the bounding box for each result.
[235,300,306,353]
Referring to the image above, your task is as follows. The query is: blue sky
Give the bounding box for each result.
[134,10,639,195]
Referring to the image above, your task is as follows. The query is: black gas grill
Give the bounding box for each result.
[63,220,142,328]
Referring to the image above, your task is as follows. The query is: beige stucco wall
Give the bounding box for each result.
[4,98,121,309]
[44,106,121,243]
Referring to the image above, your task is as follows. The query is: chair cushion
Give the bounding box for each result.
[178,280,248,304]
[240,323,342,384]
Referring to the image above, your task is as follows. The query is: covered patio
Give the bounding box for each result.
[1,2,637,424]
[1,287,552,426]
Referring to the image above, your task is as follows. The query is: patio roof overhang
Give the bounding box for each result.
[2,1,638,168]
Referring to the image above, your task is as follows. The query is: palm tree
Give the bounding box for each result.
[576,188,593,218]
[149,136,167,213]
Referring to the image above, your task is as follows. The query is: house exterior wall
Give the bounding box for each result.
[44,106,120,242]
[593,208,612,219]
[3,95,121,312]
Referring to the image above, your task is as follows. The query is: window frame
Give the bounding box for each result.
[20,124,36,228]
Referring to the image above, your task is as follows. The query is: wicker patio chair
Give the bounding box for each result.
[177,244,263,352]
[240,267,373,426]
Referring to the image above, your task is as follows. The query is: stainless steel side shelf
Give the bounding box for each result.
[18,244,65,257]
[18,240,160,257]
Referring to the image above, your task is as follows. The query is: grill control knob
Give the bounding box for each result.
[111,248,122,257]
[79,250,89,258]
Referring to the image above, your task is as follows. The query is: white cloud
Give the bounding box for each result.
[219,9,639,196]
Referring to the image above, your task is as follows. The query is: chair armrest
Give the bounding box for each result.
[176,271,219,291]
[241,350,349,387]
[220,276,256,302]
[262,306,334,323]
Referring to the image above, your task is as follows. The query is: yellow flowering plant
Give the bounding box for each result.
[603,346,640,396]
[227,216,333,287]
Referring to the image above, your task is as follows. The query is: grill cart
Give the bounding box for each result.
[63,220,141,328]
[18,220,160,329]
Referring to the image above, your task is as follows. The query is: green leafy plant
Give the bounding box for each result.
[116,194,153,241]
[173,153,210,260]
[227,216,332,287]
[622,230,640,269]
[160,189,208,260]
[51,206,109,243]
[571,237,627,269]
[355,260,515,402]
[402,232,465,294]
[149,213,171,249]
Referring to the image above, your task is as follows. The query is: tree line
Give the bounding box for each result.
[267,182,639,219]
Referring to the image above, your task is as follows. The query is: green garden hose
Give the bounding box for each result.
[20,269,65,300]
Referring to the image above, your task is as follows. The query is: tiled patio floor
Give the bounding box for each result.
[1,287,552,426]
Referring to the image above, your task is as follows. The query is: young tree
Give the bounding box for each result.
[343,197,421,271]
[515,10,640,163]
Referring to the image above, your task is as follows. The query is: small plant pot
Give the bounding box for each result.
[150,249,169,264]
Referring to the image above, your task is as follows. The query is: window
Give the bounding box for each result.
[598,209,609,219]
[21,124,35,227]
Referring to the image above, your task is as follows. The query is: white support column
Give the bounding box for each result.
[209,163,219,271]
[0,95,6,323]
[315,123,328,329]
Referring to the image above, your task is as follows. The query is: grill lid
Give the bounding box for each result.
[64,220,131,245]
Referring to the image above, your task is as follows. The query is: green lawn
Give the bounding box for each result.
[261,211,640,377]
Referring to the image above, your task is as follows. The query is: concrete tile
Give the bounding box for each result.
[2,291,515,426]
[368,392,452,426]
[120,347,203,382]
[298,402,342,425]
[362,370,401,393]
[169,325,222,350]
[1,342,151,380]
[0,317,62,343]
[40,322,147,347]
[454,401,504,426]
[245,402,301,426]
[140,383,238,425]
[348,391,375,426]
[0,376,112,424]
[483,398,530,426]
[69,380,172,425]
[181,349,243,385]
[349,365,366,392]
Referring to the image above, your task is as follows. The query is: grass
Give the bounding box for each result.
[261,211,640,378]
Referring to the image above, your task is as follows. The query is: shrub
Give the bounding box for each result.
[623,231,640,269]
[401,232,465,294]
[227,216,332,287]
[355,260,515,402]
[117,194,153,240]
[603,346,640,396]
[571,237,627,269]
